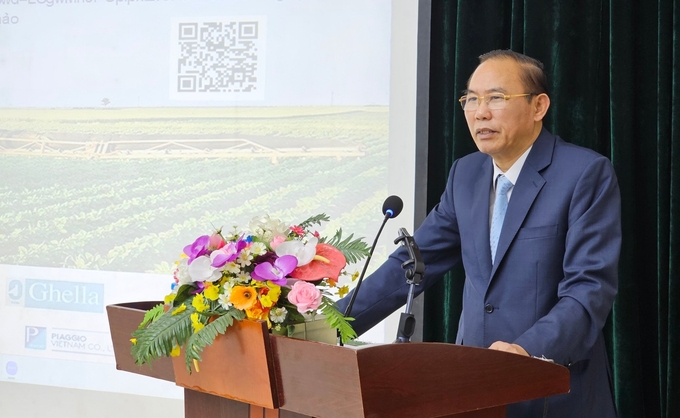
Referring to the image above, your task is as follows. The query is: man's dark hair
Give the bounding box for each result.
[477,50,549,96]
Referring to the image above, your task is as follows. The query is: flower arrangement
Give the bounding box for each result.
[131,214,369,372]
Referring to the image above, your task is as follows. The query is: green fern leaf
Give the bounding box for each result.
[320,297,356,343]
[321,229,370,264]
[298,213,330,230]
[138,303,165,329]
[131,307,194,366]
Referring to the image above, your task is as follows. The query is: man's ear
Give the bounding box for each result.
[533,93,550,121]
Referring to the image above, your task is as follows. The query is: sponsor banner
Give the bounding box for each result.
[1,264,175,395]
[1,264,171,364]
[23,279,104,313]
[20,325,114,363]
[25,326,115,357]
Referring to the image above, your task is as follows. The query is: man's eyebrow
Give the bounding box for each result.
[463,87,507,95]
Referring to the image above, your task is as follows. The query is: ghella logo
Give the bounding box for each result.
[11,279,104,313]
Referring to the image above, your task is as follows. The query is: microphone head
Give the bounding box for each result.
[382,195,403,219]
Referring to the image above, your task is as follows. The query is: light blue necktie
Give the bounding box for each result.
[490,175,513,263]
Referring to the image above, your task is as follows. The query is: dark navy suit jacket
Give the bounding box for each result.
[338,128,621,418]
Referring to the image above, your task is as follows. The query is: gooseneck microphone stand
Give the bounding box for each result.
[394,228,424,343]
[338,195,403,346]
[338,213,391,347]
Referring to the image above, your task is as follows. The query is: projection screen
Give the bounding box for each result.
[0,0,429,416]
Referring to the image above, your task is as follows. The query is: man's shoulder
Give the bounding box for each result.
[531,131,618,189]
[535,129,613,169]
[553,135,607,160]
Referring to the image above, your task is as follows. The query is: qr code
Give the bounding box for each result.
[170,18,265,100]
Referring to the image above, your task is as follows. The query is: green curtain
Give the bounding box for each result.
[421,1,679,417]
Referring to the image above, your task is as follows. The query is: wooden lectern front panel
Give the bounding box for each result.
[185,391,313,418]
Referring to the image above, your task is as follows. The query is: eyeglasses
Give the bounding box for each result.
[458,93,534,111]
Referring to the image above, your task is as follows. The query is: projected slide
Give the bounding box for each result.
[0,0,392,398]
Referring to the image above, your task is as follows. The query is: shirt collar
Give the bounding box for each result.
[492,146,533,189]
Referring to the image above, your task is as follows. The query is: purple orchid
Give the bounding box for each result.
[190,281,206,295]
[210,237,249,267]
[210,242,239,267]
[251,255,298,286]
[183,235,210,265]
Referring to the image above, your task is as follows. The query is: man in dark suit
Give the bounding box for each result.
[338,50,621,417]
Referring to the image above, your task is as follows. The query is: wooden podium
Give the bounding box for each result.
[107,302,569,418]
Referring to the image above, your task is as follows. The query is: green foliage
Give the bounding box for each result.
[322,229,370,264]
[131,306,194,365]
[298,213,330,230]
[138,303,165,329]
[183,310,246,372]
[320,296,356,344]
[299,214,370,264]
[173,284,195,307]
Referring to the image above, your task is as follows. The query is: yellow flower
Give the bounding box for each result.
[172,304,186,315]
[130,338,137,345]
[351,271,360,282]
[245,303,271,328]
[164,293,176,305]
[338,285,350,298]
[191,313,204,333]
[229,286,258,310]
[170,345,181,357]
[192,293,208,312]
[259,282,281,308]
[203,282,220,301]
[246,305,268,321]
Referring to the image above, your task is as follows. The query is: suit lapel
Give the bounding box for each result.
[471,157,494,282]
[489,129,554,280]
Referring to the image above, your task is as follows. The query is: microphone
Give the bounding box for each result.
[382,195,403,219]
[342,195,404,321]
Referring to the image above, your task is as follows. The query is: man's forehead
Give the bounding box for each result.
[466,59,522,92]
[465,86,508,94]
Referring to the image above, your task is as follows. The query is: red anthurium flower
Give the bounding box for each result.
[289,244,346,282]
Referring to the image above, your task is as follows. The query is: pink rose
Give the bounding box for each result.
[270,235,286,249]
[287,281,322,313]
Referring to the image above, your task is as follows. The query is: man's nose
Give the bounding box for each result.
[475,101,492,119]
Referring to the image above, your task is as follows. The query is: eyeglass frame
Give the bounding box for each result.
[458,93,537,111]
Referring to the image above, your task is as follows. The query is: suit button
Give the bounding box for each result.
[484,304,494,313]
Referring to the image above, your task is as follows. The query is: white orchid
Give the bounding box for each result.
[187,255,222,283]
[275,236,319,266]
